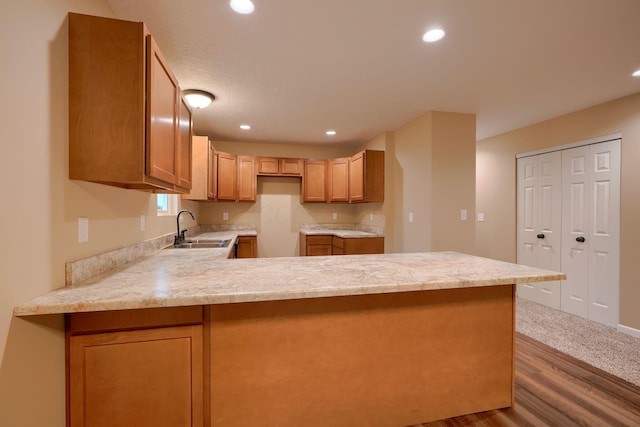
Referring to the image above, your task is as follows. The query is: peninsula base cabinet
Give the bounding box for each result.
[66,307,204,427]
[65,285,515,426]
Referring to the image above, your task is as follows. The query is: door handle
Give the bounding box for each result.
[537,233,545,239]
[576,236,586,243]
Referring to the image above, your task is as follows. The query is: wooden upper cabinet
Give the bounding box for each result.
[349,150,384,203]
[146,35,180,186]
[181,135,208,201]
[208,142,218,200]
[237,156,257,202]
[68,13,190,193]
[257,157,303,176]
[175,96,193,191]
[256,157,280,175]
[279,158,303,175]
[328,158,350,202]
[216,151,237,201]
[302,160,327,202]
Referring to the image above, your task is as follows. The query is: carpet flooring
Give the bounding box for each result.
[516,298,640,387]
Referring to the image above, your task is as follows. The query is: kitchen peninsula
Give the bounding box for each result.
[14,250,564,426]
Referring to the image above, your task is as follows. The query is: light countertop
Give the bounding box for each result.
[14,251,564,316]
[300,229,381,238]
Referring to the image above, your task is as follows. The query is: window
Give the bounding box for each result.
[157,194,178,216]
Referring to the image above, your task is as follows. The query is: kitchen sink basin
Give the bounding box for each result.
[172,239,232,249]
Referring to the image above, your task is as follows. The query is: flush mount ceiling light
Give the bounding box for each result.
[632,69,640,77]
[230,0,255,14]
[422,28,446,43]
[326,130,337,136]
[240,124,252,130]
[183,89,215,109]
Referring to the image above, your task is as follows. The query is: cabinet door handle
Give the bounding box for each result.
[576,236,586,243]
[537,233,545,239]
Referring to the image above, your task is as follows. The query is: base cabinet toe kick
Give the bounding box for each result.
[66,286,516,427]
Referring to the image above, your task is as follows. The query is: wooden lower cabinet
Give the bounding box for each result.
[236,236,257,258]
[66,307,204,427]
[300,234,333,256]
[301,234,384,256]
[333,236,384,255]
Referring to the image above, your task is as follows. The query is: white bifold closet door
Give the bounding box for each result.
[516,151,562,309]
[561,140,620,327]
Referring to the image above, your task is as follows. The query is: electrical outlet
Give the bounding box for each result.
[409,212,414,223]
[369,213,374,221]
[460,209,468,221]
[78,217,89,243]
[223,212,229,221]
[332,212,337,220]
[477,213,485,222]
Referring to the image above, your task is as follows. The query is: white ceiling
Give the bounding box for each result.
[106,0,640,146]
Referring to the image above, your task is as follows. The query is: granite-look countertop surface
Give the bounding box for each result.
[14,251,564,316]
[300,229,381,238]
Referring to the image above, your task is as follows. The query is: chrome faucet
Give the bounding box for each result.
[175,209,196,245]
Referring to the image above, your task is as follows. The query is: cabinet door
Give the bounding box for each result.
[237,236,257,258]
[208,143,217,200]
[238,156,257,202]
[302,160,327,202]
[257,157,280,175]
[349,152,365,202]
[181,135,207,200]
[343,237,384,255]
[217,151,237,201]
[146,35,180,186]
[349,150,385,203]
[328,158,349,202]
[280,158,303,175]
[68,325,203,427]
[176,96,192,190]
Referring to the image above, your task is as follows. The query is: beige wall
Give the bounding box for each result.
[0,2,198,426]
[385,112,477,254]
[476,92,640,330]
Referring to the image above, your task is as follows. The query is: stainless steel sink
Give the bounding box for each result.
[172,239,231,249]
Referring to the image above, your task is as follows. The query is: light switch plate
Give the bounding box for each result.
[332,212,337,220]
[409,212,414,223]
[140,215,145,231]
[223,212,229,221]
[460,210,468,221]
[477,213,485,222]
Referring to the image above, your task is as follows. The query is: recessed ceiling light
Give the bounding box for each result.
[240,124,251,130]
[422,28,446,43]
[632,69,640,77]
[183,89,215,109]
[230,0,255,14]
[326,130,337,136]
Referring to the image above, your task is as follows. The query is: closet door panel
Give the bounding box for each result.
[587,140,620,327]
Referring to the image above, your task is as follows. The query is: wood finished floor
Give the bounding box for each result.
[418,333,640,427]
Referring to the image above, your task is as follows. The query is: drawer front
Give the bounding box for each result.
[307,245,332,256]
[306,235,332,245]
